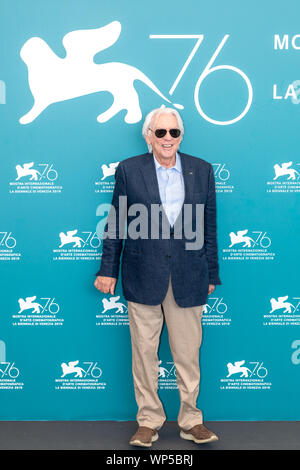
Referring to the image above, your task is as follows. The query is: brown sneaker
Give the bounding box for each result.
[129,426,159,447]
[180,424,219,444]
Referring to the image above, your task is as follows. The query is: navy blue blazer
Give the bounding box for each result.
[96,151,221,307]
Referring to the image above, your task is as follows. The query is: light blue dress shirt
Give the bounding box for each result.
[153,152,185,227]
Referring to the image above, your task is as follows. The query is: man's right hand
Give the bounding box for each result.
[94,276,117,295]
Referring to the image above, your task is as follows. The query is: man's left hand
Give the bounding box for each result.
[208,284,215,295]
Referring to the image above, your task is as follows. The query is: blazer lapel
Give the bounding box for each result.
[139,153,162,205]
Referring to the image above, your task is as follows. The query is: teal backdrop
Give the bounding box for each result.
[0,0,299,420]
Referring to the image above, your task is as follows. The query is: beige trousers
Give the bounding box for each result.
[127,274,204,431]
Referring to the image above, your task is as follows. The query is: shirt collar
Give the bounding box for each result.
[153,152,182,173]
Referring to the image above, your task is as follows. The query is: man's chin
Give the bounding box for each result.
[160,150,176,158]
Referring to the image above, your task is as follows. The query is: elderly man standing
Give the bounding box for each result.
[94,107,221,447]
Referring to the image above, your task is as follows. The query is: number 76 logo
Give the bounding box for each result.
[150,34,253,125]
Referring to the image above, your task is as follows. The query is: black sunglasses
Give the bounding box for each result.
[150,128,181,138]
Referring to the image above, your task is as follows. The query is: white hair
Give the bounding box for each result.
[142,107,184,152]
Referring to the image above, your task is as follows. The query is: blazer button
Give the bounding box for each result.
[165,255,171,258]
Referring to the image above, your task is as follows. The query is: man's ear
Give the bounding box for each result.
[145,134,151,146]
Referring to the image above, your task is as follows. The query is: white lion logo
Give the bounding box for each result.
[59,230,84,248]
[16,162,41,181]
[19,21,182,125]
[226,360,251,378]
[102,296,128,314]
[61,360,85,378]
[229,229,254,248]
[18,296,43,313]
[273,162,300,180]
[101,162,119,180]
[270,296,295,314]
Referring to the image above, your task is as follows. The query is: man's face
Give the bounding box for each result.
[145,113,182,161]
